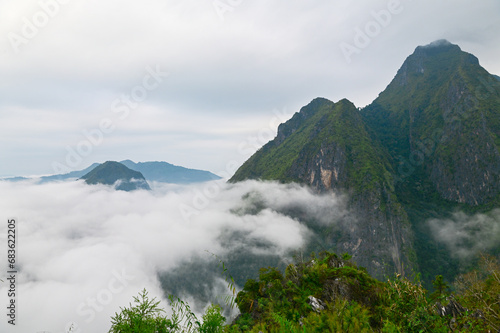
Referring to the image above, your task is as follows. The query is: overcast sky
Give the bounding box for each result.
[0,0,499,177]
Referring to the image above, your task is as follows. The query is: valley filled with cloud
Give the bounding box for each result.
[0,179,347,332]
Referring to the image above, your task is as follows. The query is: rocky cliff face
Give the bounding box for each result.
[231,98,415,279]
[428,70,500,205]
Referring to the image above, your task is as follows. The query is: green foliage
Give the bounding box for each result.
[381,320,400,333]
[166,294,201,333]
[109,289,227,333]
[109,289,177,333]
[112,251,500,332]
[199,305,226,333]
[231,251,383,331]
[454,254,500,332]
[302,299,372,333]
[206,251,238,309]
[230,250,500,332]
[430,275,449,301]
[382,275,448,332]
[250,299,372,333]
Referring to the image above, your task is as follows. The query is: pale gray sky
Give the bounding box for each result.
[1,0,499,177]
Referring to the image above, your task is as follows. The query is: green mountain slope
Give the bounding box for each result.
[81,161,151,191]
[360,40,500,285]
[231,98,393,192]
[363,39,500,206]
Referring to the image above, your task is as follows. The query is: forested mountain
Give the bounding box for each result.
[230,40,500,283]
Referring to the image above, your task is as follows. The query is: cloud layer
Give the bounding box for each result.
[428,209,500,259]
[0,179,345,332]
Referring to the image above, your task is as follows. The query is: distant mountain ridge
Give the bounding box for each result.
[40,163,101,183]
[230,40,500,282]
[81,161,151,191]
[119,160,221,184]
[2,160,220,185]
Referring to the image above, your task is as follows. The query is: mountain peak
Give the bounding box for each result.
[365,39,500,206]
[81,161,151,191]
[411,39,464,61]
[380,39,480,91]
[410,39,477,64]
[299,97,334,115]
[420,39,454,49]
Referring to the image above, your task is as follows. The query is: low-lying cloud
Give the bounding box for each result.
[0,179,346,332]
[428,209,500,259]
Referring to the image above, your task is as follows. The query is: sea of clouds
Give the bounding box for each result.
[3,176,497,332]
[0,179,346,332]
